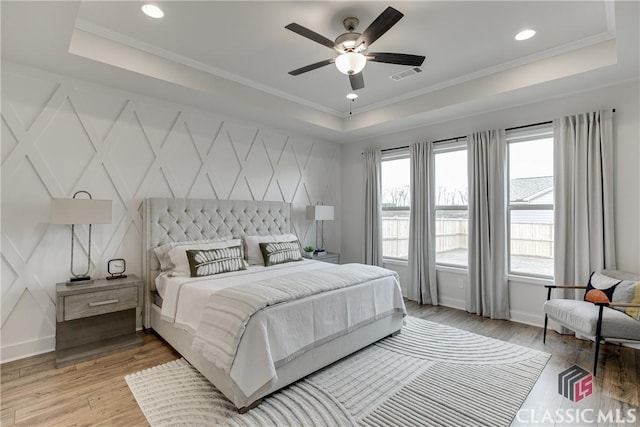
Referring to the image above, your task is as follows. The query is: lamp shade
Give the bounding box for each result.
[50,198,112,224]
[335,52,366,75]
[306,205,334,221]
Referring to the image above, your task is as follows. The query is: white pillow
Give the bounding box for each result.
[168,238,242,276]
[244,234,298,265]
[154,237,232,271]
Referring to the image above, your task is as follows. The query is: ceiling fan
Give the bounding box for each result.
[285,6,425,91]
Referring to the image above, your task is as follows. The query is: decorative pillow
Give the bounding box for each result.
[611,280,640,320]
[168,238,242,276]
[584,272,621,304]
[154,236,232,271]
[244,234,299,265]
[186,245,247,277]
[259,241,303,267]
[628,284,640,320]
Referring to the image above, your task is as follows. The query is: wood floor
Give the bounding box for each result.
[1,303,638,426]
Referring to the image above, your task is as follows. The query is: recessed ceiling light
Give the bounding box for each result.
[346,93,358,100]
[515,29,536,41]
[142,4,164,19]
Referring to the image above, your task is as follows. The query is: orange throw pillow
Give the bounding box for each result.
[584,289,611,304]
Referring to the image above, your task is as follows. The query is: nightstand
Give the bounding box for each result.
[308,252,340,264]
[55,275,143,367]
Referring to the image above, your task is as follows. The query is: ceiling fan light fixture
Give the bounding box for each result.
[142,4,164,19]
[335,52,366,75]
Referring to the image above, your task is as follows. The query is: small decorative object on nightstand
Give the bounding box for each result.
[107,258,127,280]
[55,275,143,367]
[309,251,340,264]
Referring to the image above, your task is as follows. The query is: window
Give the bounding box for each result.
[381,153,410,260]
[434,143,468,267]
[507,126,554,278]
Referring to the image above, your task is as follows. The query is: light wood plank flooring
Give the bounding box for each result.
[1,304,638,426]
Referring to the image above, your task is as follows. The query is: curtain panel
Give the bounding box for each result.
[467,129,509,319]
[363,150,383,266]
[553,109,616,298]
[408,141,438,304]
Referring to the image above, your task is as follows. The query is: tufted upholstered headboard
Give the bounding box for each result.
[142,198,292,327]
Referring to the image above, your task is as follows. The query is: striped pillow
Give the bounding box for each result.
[259,241,302,267]
[186,245,247,277]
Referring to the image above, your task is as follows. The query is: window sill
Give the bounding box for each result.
[382,258,408,267]
[507,274,553,286]
[435,264,468,274]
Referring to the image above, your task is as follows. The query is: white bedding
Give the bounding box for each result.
[156,259,332,332]
[156,260,406,398]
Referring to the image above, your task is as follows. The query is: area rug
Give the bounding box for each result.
[126,316,549,426]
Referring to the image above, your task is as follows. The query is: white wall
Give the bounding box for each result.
[0,62,341,362]
[341,80,640,326]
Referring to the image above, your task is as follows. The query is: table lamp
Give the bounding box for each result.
[306,204,334,255]
[50,191,112,284]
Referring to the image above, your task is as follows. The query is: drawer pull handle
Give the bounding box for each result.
[88,299,119,307]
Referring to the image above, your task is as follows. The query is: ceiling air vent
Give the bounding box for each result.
[390,67,423,81]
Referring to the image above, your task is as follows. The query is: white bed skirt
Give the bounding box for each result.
[151,304,404,409]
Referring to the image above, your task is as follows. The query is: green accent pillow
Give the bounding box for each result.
[186,245,247,277]
[259,241,302,267]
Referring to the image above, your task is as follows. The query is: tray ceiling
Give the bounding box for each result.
[2,1,638,142]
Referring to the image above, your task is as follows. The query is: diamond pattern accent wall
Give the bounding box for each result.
[0,64,340,361]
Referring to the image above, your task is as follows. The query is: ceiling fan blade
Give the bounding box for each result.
[356,7,404,49]
[285,23,335,50]
[368,52,426,66]
[349,72,364,91]
[289,59,335,76]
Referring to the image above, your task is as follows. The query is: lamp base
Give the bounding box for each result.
[313,249,326,256]
[67,276,94,285]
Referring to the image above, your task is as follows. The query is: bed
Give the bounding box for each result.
[142,198,406,412]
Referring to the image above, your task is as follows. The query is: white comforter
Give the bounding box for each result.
[157,260,406,398]
[157,260,331,331]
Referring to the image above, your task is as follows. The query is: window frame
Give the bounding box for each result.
[433,140,469,268]
[506,125,554,280]
[381,150,411,261]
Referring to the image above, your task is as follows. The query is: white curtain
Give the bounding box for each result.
[363,150,383,266]
[408,142,438,304]
[467,130,509,319]
[554,109,616,297]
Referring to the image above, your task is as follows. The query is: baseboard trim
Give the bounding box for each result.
[438,296,465,310]
[509,309,544,328]
[1,336,55,364]
[438,298,544,329]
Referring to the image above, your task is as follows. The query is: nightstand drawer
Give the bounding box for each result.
[63,286,138,321]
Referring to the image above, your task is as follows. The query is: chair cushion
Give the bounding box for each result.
[544,299,640,340]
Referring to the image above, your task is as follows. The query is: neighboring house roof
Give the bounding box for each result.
[510,176,553,202]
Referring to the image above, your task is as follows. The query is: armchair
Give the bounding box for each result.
[543,270,640,375]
